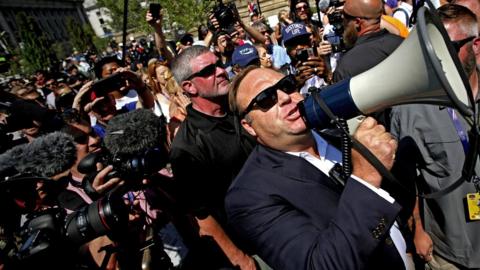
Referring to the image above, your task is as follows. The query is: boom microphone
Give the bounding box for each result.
[0,132,77,179]
[104,109,167,156]
[317,0,330,11]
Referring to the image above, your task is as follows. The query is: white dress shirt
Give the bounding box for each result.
[287,131,409,269]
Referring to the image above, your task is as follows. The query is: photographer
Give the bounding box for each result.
[205,0,290,76]
[0,93,64,147]
[319,1,347,72]
[91,109,182,269]
[0,132,123,270]
[73,56,155,138]
[283,22,329,95]
[213,31,236,78]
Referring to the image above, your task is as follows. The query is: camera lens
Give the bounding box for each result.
[64,192,128,245]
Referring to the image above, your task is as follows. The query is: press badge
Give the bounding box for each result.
[467,193,480,220]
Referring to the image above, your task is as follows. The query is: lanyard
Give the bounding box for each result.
[447,107,469,155]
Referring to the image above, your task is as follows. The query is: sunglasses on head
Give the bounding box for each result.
[451,36,475,52]
[186,61,223,80]
[240,75,297,118]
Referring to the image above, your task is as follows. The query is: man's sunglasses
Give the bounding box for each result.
[342,10,378,21]
[451,36,475,52]
[240,75,297,118]
[186,61,223,80]
[296,4,308,11]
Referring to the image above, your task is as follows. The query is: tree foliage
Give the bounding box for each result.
[96,0,149,33]
[66,17,96,53]
[96,0,215,38]
[15,12,57,73]
[160,0,215,34]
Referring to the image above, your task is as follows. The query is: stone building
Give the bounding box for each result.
[0,0,89,47]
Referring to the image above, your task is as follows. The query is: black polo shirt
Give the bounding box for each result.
[333,29,403,82]
[170,104,255,225]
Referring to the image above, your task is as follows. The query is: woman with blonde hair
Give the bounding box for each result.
[147,58,190,143]
[147,58,171,120]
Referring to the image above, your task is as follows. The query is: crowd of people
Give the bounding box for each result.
[0,0,479,269]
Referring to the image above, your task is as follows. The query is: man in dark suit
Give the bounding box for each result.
[225,66,408,269]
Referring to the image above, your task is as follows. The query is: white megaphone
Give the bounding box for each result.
[299,6,474,130]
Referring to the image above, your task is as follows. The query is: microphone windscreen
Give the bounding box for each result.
[318,0,330,11]
[0,132,77,178]
[104,109,166,156]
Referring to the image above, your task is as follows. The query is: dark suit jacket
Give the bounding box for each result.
[225,144,406,270]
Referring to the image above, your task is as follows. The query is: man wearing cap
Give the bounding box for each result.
[283,22,328,95]
[333,0,403,82]
[232,44,261,74]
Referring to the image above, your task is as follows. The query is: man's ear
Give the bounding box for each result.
[355,18,362,32]
[473,37,480,58]
[181,81,197,96]
[241,118,257,137]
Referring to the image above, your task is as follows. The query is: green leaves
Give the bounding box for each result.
[15,12,56,73]
[96,0,216,39]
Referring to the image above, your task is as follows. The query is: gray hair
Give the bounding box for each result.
[438,4,478,37]
[251,21,268,33]
[171,45,211,84]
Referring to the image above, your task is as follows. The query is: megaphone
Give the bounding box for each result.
[299,6,474,130]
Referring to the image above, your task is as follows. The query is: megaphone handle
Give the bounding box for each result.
[311,91,352,181]
[350,138,412,195]
[337,118,352,178]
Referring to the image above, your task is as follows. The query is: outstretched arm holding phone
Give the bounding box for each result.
[146,5,175,63]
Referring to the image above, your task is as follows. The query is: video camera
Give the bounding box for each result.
[0,97,63,154]
[324,0,347,53]
[78,146,168,190]
[0,172,128,269]
[210,0,238,33]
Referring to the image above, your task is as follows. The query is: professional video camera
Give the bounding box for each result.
[78,109,169,190]
[0,132,129,269]
[4,189,128,270]
[209,0,238,33]
[78,146,167,190]
[0,95,64,154]
[324,0,347,53]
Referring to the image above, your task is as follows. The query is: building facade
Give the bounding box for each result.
[83,0,113,38]
[0,0,89,48]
